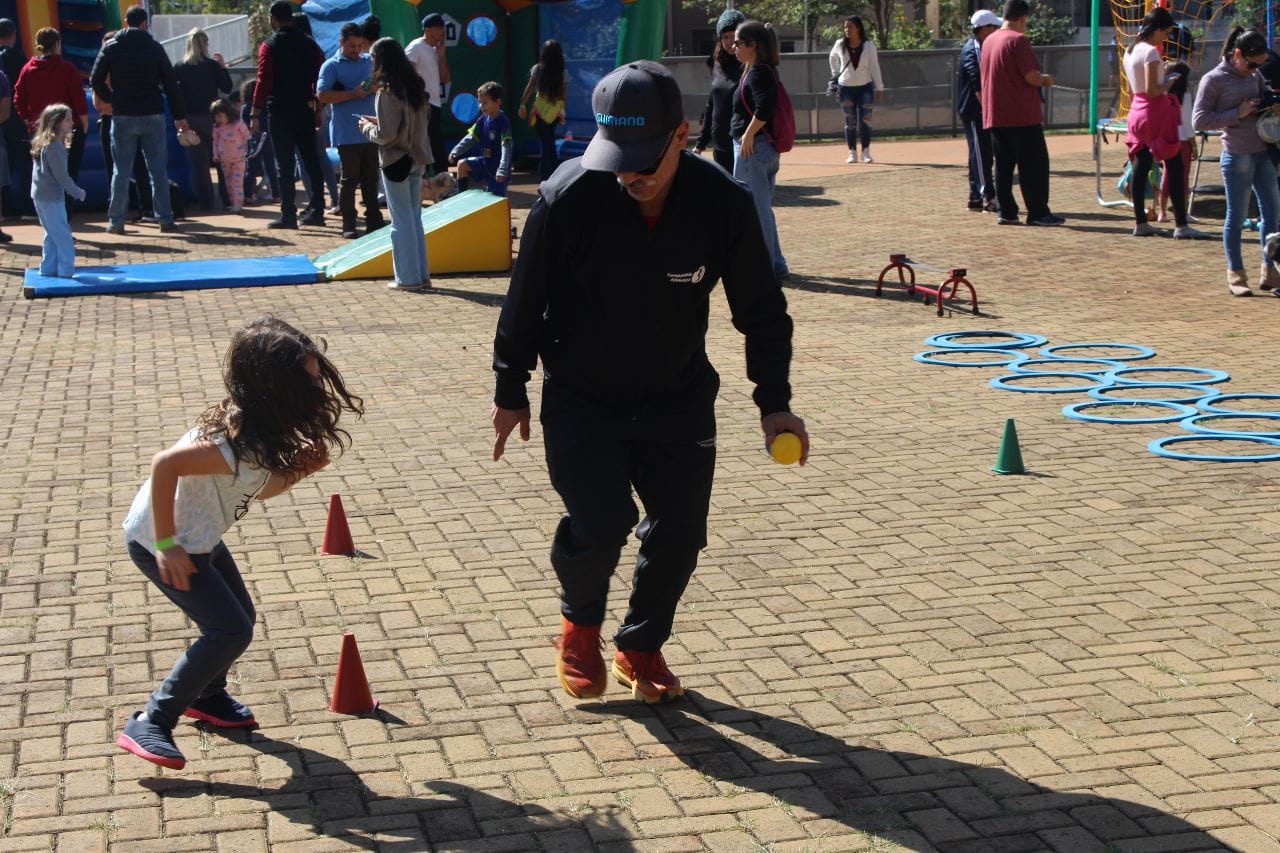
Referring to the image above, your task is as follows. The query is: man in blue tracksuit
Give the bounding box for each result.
[490,61,809,705]
[957,9,1001,212]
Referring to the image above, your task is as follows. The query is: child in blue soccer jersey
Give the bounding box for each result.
[449,81,513,197]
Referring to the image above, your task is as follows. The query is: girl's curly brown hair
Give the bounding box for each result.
[197,316,364,477]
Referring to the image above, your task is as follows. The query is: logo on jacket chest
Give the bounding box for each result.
[666,265,707,285]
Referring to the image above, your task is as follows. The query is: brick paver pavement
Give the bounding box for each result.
[1,136,1279,852]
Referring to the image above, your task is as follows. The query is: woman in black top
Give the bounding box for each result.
[694,12,744,173]
[175,28,231,211]
[731,20,789,280]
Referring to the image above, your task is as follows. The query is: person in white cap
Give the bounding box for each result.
[490,60,809,706]
[958,10,1001,211]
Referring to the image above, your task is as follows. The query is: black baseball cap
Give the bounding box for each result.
[421,13,444,29]
[582,61,684,173]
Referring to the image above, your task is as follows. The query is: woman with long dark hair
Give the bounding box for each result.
[693,9,744,173]
[518,39,567,181]
[829,16,883,163]
[359,37,432,291]
[1193,27,1280,295]
[1122,8,1205,239]
[732,20,788,280]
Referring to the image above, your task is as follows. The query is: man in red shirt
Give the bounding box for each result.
[980,0,1063,226]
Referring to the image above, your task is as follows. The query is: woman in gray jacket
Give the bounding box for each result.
[359,37,432,291]
[1193,27,1280,296]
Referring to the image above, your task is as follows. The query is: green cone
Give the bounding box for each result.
[992,418,1026,475]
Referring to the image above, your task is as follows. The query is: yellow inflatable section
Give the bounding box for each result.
[313,190,512,280]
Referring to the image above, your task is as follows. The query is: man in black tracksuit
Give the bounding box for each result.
[250,1,326,229]
[491,61,808,705]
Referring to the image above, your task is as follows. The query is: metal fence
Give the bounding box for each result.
[664,40,1226,140]
[153,14,253,67]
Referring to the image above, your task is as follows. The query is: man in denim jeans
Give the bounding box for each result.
[90,5,189,234]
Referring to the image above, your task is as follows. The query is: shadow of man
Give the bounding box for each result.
[139,731,630,850]
[584,691,1229,852]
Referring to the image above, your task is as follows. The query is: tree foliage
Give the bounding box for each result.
[1025,4,1078,45]
[682,0,902,49]
[148,0,272,46]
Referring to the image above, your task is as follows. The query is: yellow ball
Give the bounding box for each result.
[770,432,802,465]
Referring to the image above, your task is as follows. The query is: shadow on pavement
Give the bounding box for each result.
[139,732,630,850]
[581,692,1229,852]
[775,184,840,207]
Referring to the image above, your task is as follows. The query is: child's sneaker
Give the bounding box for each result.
[612,648,683,704]
[184,690,257,728]
[116,711,186,769]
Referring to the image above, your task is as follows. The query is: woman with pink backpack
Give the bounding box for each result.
[731,20,793,281]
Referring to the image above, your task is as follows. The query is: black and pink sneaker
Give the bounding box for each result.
[184,691,257,729]
[116,712,186,769]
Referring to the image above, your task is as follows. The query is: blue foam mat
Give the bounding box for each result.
[24,255,322,298]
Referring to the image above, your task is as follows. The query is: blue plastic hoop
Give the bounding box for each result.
[1038,342,1156,362]
[1012,357,1125,376]
[914,349,1030,367]
[1089,383,1221,405]
[1103,366,1230,386]
[924,331,1049,350]
[1198,393,1280,417]
[1179,412,1280,438]
[1148,434,1280,462]
[989,372,1105,393]
[1063,400,1196,424]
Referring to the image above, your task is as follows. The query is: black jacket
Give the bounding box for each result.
[175,57,232,117]
[956,37,982,121]
[0,44,26,134]
[493,152,793,418]
[697,54,743,154]
[256,25,324,110]
[90,27,185,119]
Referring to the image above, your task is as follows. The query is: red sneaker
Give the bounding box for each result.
[612,649,684,704]
[555,618,607,699]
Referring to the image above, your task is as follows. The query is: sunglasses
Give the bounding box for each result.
[1247,59,1263,70]
[636,129,676,176]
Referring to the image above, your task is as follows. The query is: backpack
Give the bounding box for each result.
[739,64,796,153]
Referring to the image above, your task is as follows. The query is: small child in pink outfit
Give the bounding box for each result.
[210,98,250,213]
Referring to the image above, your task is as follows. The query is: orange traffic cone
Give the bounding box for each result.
[320,493,356,555]
[329,632,378,714]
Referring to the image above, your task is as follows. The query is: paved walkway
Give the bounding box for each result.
[1,136,1278,852]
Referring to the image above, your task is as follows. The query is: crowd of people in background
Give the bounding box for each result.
[5,0,1280,300]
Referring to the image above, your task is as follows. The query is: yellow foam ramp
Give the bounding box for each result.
[314,190,511,280]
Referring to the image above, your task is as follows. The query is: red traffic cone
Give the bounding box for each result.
[320,493,356,556]
[329,632,378,715]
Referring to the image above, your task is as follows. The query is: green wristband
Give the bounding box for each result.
[155,536,178,551]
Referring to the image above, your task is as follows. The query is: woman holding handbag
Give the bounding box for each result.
[359,37,433,291]
[829,16,884,163]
